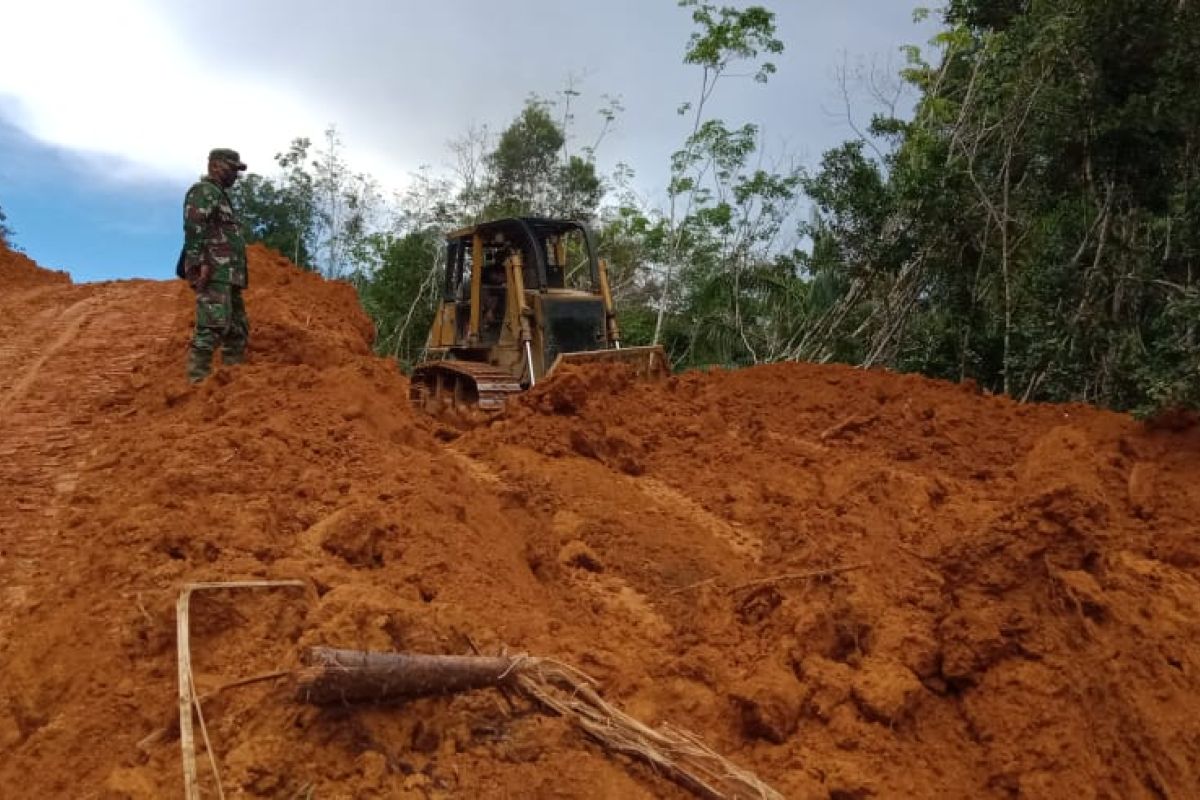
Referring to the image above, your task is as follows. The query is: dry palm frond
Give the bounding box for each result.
[512,656,784,800]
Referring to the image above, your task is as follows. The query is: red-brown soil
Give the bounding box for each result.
[2,242,1199,799]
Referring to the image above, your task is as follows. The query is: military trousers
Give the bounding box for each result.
[188,281,249,382]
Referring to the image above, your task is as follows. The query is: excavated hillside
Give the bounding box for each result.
[2,242,1199,799]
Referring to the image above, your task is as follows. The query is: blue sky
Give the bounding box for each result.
[1,119,184,281]
[0,1,937,283]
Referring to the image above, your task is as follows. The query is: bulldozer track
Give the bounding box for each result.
[0,296,96,413]
[445,444,673,642]
[410,359,523,413]
[0,282,182,559]
[634,477,763,561]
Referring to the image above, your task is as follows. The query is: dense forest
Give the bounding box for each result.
[48,0,1200,413]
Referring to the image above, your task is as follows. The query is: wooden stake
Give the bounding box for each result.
[176,580,307,800]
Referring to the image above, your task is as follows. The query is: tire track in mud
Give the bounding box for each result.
[0,281,184,620]
[443,446,674,642]
[442,442,767,647]
[0,295,104,415]
[633,476,763,562]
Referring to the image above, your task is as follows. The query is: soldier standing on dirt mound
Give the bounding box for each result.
[182,148,249,383]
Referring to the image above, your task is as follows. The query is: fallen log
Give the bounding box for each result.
[295,646,783,800]
[297,646,520,704]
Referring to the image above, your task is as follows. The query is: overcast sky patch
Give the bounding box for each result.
[2,1,934,192]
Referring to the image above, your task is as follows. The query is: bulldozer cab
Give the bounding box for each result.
[444,236,508,343]
[437,218,600,349]
[443,218,597,289]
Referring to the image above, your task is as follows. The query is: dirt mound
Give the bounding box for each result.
[0,242,71,290]
[2,243,1199,799]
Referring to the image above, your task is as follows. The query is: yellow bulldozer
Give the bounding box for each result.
[410,217,667,412]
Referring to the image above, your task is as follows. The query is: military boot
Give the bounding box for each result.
[221,349,245,367]
[187,348,214,384]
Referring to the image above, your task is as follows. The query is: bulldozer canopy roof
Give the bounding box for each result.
[445,217,588,242]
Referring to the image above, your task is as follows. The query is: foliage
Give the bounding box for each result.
[228,138,316,268]
[0,201,12,246]
[312,127,384,279]
[353,230,442,369]
[229,128,382,279]
[1137,288,1200,415]
[651,1,799,362]
[791,0,1200,412]
[485,101,565,218]
[484,99,604,220]
[679,0,783,85]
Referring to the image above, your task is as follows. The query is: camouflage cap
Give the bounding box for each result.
[208,148,247,171]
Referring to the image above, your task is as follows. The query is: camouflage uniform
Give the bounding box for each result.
[184,148,249,382]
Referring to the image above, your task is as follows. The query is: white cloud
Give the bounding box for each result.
[1,0,937,198]
[0,0,329,185]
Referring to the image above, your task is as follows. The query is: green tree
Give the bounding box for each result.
[483,99,605,221]
[0,201,12,247]
[667,119,804,367]
[653,1,787,349]
[230,129,383,280]
[594,205,670,347]
[312,126,383,279]
[793,0,1200,412]
[628,1,803,370]
[486,101,566,218]
[354,230,442,368]
[228,138,317,269]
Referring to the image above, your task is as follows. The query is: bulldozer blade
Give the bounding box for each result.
[548,345,670,380]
